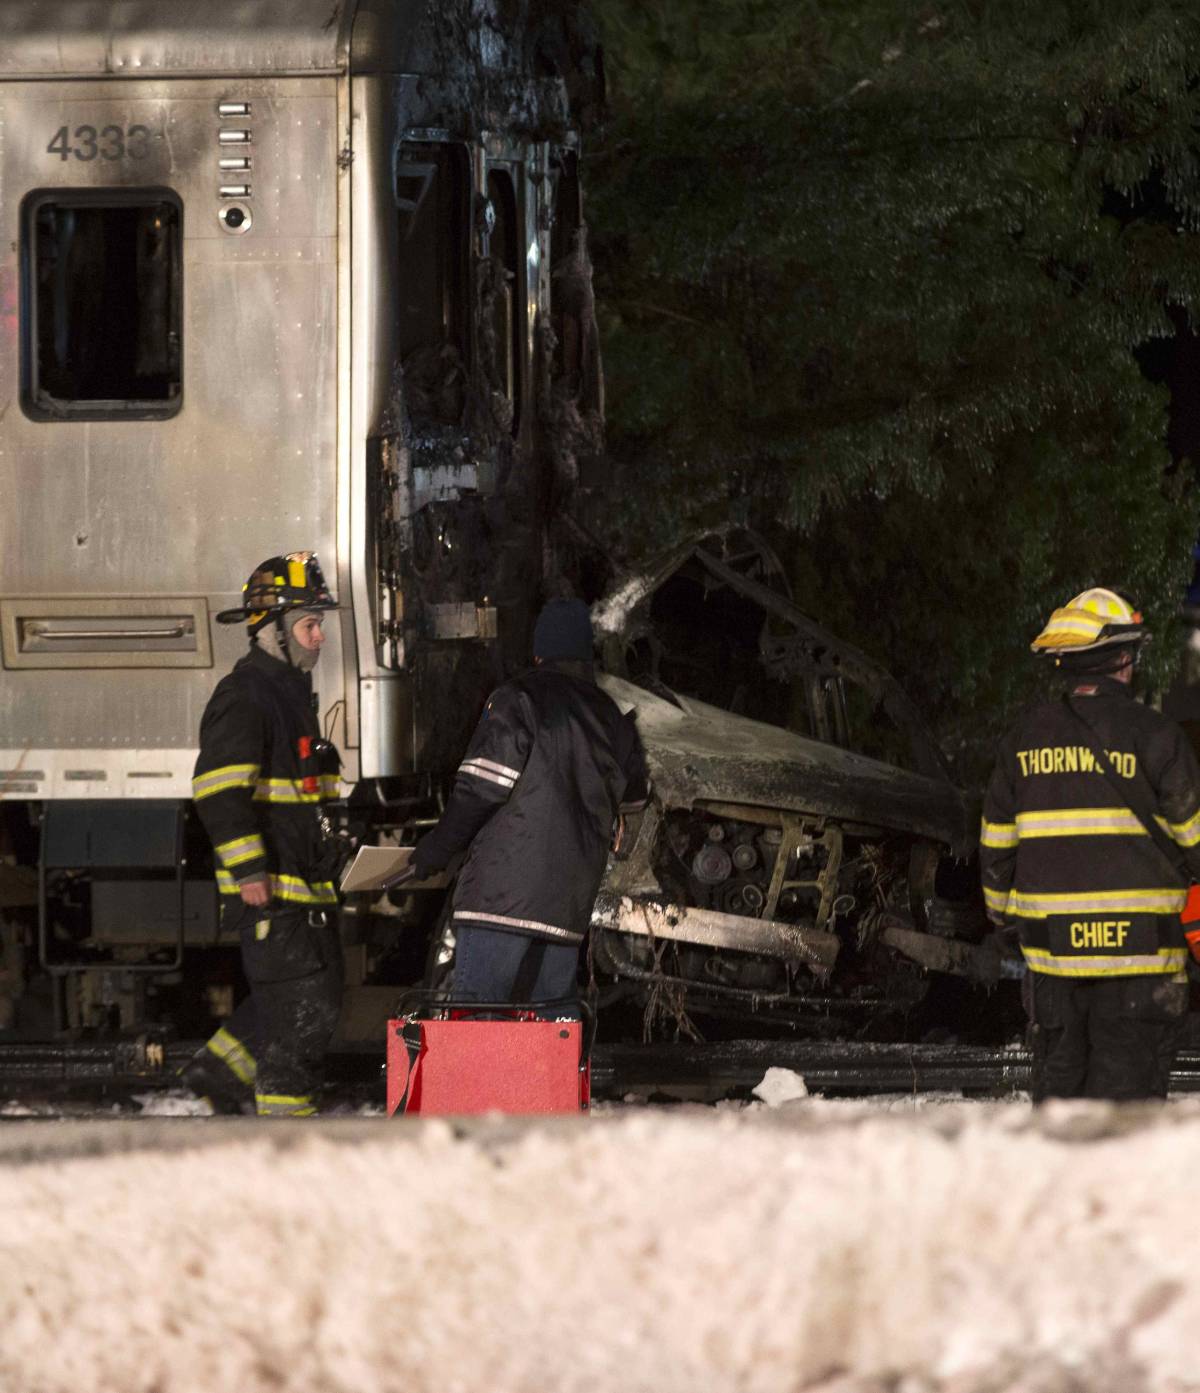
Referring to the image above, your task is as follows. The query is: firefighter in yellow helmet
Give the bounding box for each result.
[981,587,1200,1100]
[180,553,345,1116]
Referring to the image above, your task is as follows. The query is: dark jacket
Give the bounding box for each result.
[981,675,1200,977]
[192,645,342,907]
[414,663,649,944]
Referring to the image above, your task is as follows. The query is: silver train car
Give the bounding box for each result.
[0,0,603,1036]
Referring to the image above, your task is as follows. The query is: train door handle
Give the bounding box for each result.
[25,622,191,641]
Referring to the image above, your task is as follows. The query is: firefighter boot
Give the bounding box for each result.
[178,1032,256,1116]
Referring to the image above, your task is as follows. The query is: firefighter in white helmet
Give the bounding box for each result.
[981,587,1200,1100]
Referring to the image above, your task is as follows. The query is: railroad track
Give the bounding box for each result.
[592,1040,1038,1098]
[6,1037,1200,1107]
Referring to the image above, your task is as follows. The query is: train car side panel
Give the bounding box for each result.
[0,77,344,800]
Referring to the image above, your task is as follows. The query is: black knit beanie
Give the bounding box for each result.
[533,599,593,662]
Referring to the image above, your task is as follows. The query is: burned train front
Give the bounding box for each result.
[0,0,597,1035]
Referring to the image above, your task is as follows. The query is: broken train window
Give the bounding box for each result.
[549,149,593,399]
[21,189,182,420]
[483,168,522,436]
[395,142,471,425]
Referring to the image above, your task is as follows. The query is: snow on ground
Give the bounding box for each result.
[131,1089,216,1117]
[0,1099,1196,1393]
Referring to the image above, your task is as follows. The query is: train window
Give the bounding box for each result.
[485,169,522,435]
[395,142,470,425]
[547,150,602,477]
[21,189,182,421]
[550,151,584,388]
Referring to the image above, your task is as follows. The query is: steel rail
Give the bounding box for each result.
[589,1041,1200,1098]
[0,1040,199,1088]
[4,1039,1200,1103]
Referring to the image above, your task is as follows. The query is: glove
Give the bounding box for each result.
[409,836,445,884]
[1181,884,1200,963]
[383,844,435,892]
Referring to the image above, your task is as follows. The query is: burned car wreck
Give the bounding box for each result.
[587,535,1000,1037]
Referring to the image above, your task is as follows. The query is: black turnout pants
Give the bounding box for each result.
[206,900,343,1116]
[1026,972,1188,1103]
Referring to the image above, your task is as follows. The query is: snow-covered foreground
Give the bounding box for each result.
[0,1099,1195,1393]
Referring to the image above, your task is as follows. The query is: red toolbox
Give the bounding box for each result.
[386,1014,591,1116]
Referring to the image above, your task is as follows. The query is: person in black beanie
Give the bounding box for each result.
[411,598,648,1005]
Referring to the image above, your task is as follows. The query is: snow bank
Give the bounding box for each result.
[0,1102,1196,1393]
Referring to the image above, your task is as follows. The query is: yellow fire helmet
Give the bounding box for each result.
[1030,587,1148,657]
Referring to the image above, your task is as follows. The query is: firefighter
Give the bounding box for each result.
[411,598,648,1006]
[180,553,345,1116]
[981,587,1200,1101]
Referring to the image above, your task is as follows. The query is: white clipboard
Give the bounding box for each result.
[340,846,445,891]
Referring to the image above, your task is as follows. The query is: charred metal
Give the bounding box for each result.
[588,535,999,1037]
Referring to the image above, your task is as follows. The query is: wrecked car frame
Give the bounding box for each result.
[589,536,998,1035]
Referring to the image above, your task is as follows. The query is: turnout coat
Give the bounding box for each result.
[981,676,1200,978]
[415,663,648,945]
[192,645,342,908]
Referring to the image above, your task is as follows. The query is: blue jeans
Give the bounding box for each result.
[452,922,579,1007]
